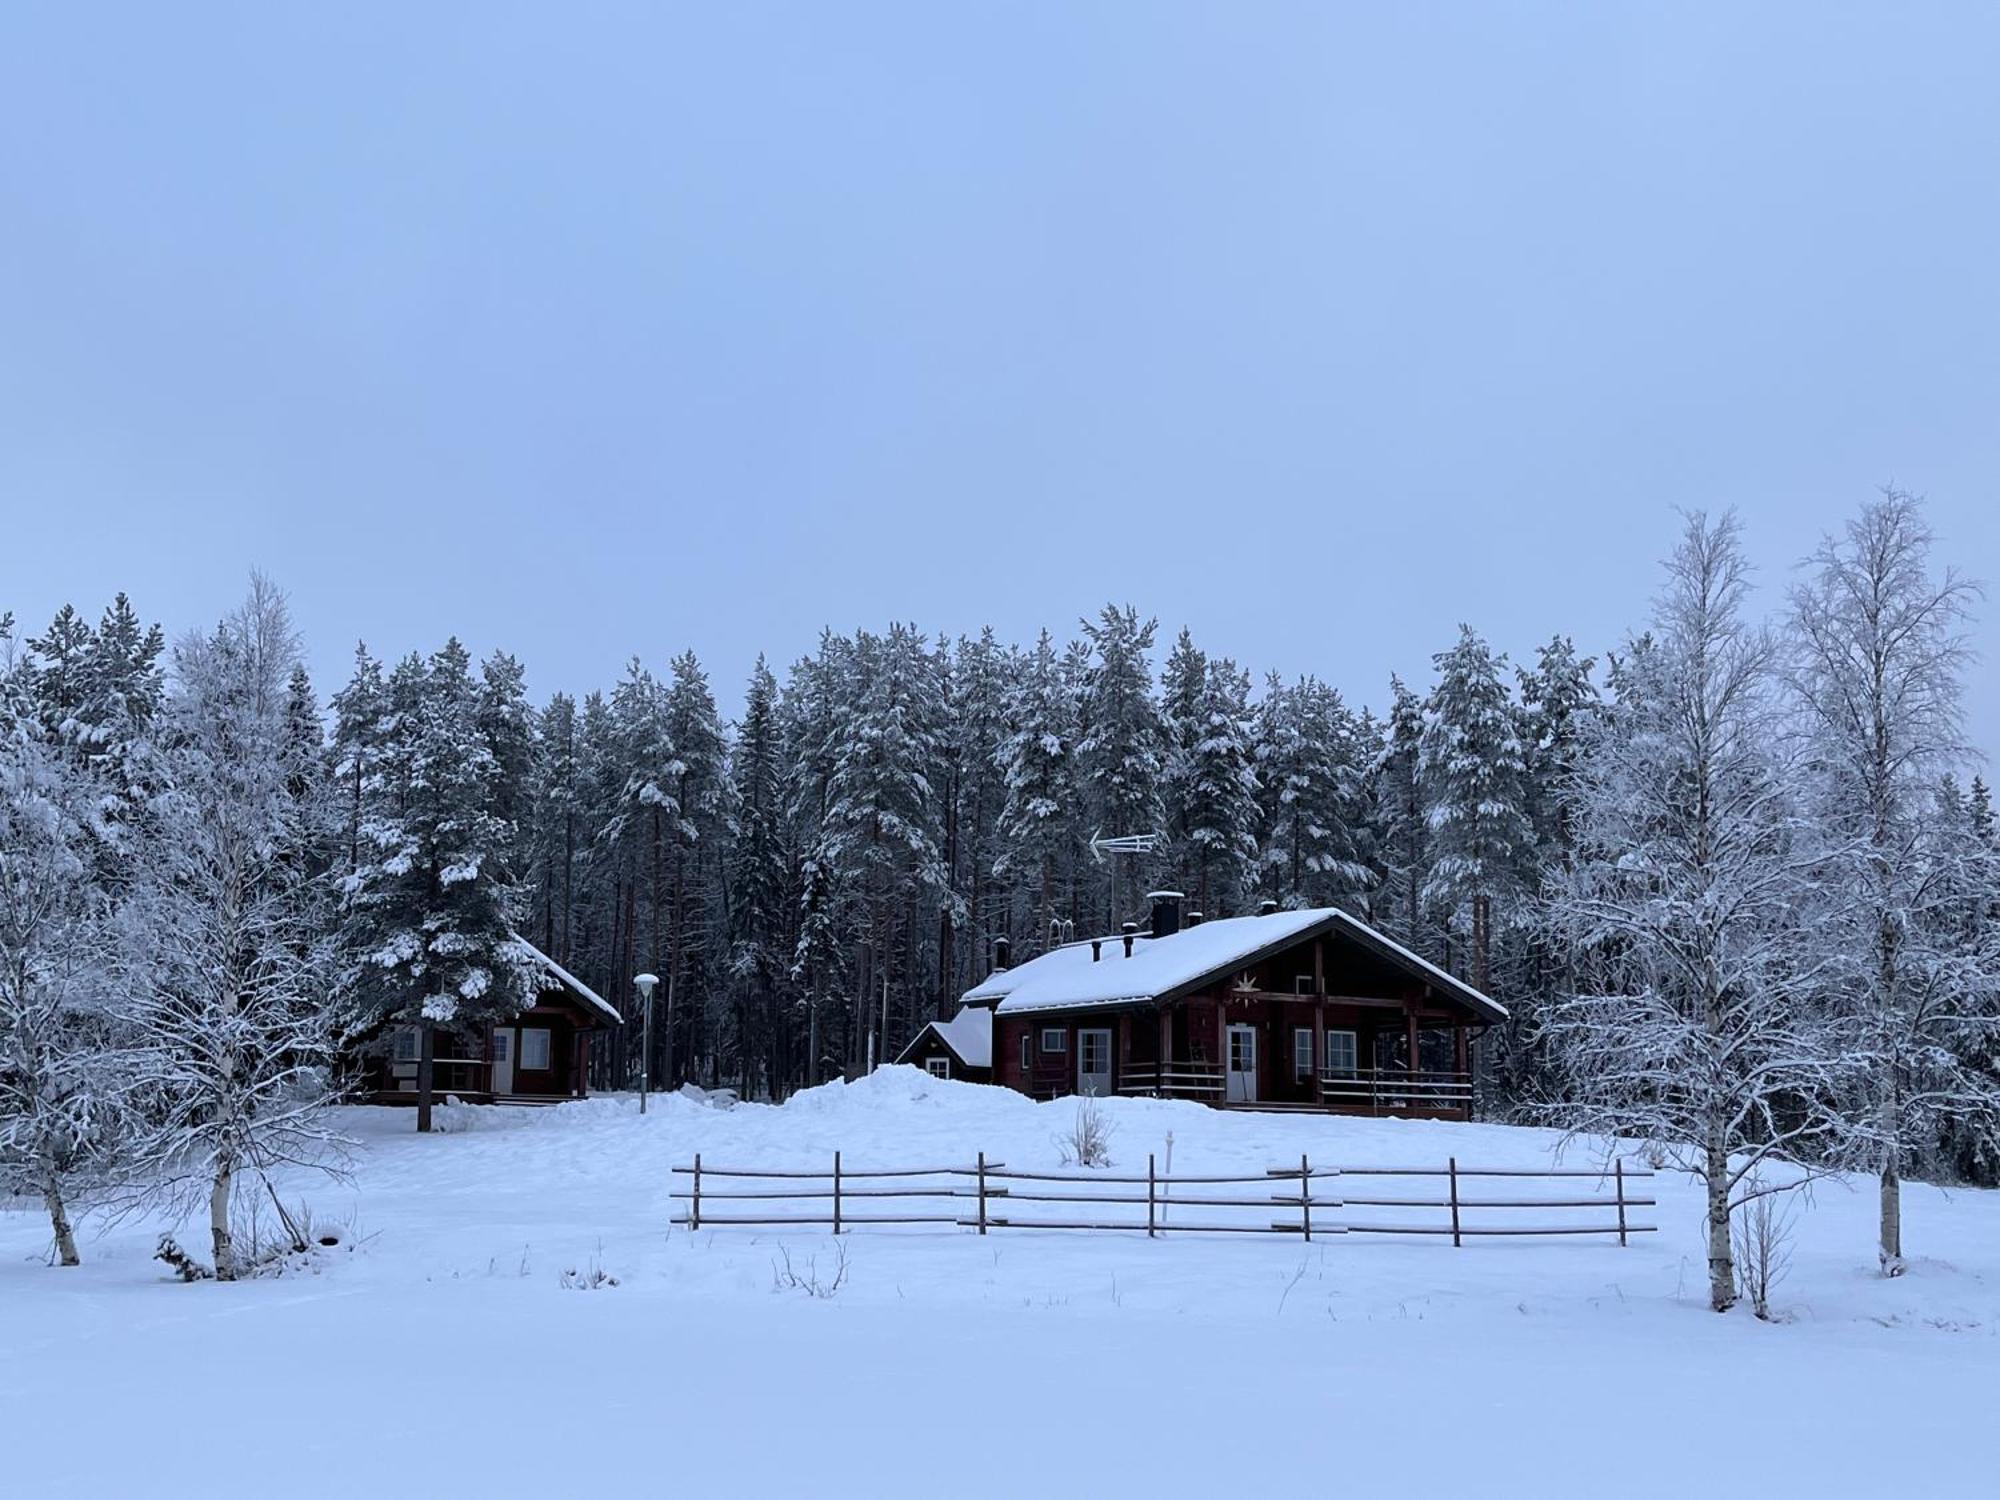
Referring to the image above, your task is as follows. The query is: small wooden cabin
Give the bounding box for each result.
[893,1006,993,1083]
[355,939,623,1106]
[956,894,1503,1119]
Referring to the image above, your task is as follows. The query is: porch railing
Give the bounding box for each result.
[1318,1068,1473,1114]
[1116,1061,1224,1100]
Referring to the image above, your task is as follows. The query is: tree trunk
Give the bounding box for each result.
[1879,1090,1905,1276]
[42,1178,80,1267]
[1705,1138,1736,1312]
[416,1017,436,1133]
[209,1162,236,1282]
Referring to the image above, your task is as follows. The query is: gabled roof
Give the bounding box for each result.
[965,907,1505,1024]
[894,1006,993,1070]
[515,936,624,1026]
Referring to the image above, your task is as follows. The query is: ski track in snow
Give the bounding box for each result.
[4,1068,1996,1497]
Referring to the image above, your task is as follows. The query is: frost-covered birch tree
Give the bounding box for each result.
[1784,490,1998,1274]
[1542,513,1845,1312]
[121,580,342,1280]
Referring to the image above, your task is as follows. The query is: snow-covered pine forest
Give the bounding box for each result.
[5,491,2000,1304]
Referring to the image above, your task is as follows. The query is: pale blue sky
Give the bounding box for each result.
[3,4,1997,750]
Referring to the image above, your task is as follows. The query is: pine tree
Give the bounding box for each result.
[1375,676,1429,952]
[729,656,790,1092]
[997,630,1080,942]
[1419,626,1535,995]
[1159,628,1209,865]
[948,629,1015,993]
[817,625,949,1069]
[339,638,541,1131]
[1177,656,1261,914]
[1256,674,1373,911]
[1077,605,1164,926]
[0,617,126,1266]
[662,650,730,1085]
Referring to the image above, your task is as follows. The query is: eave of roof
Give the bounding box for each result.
[514,936,624,1026]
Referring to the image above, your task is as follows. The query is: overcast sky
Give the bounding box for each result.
[4,5,1997,752]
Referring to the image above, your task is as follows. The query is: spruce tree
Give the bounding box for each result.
[1419,625,1535,995]
[1076,604,1164,926]
[339,639,540,1131]
[997,630,1080,943]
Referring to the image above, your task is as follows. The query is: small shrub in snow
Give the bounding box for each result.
[560,1247,620,1291]
[154,1234,214,1282]
[772,1241,848,1299]
[1056,1092,1114,1168]
[1733,1184,1799,1322]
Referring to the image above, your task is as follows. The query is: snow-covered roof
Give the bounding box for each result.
[515,936,624,1026]
[965,908,1505,1023]
[895,1005,993,1070]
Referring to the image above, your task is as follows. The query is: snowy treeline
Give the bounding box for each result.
[5,494,1998,1298]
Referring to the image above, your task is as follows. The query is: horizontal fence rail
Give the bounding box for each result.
[669,1152,1656,1246]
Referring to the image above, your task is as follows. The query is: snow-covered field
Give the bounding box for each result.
[5,1069,1996,1498]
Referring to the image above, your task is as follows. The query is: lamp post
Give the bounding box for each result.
[634,973,659,1114]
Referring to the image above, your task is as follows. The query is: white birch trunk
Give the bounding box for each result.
[42,1176,80,1267]
[1879,1087,1904,1276]
[209,1162,235,1281]
[1705,1135,1736,1312]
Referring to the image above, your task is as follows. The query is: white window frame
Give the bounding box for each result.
[1019,1034,1032,1072]
[1324,1028,1359,1077]
[1040,1027,1067,1054]
[1295,975,1315,996]
[1294,1027,1314,1082]
[925,1056,951,1080]
[391,1027,419,1064]
[489,1029,512,1064]
[520,1027,552,1071]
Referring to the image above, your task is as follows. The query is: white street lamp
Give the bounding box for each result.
[634,973,659,1114]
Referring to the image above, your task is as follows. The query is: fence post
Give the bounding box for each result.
[1147,1153,1156,1239]
[691,1152,702,1231]
[833,1150,842,1236]
[1614,1158,1628,1248]
[1447,1156,1461,1248]
[977,1151,988,1235]
[1301,1154,1312,1242]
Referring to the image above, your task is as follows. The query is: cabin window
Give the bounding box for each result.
[1040,1027,1066,1054]
[1019,1034,1032,1073]
[520,1027,552,1071]
[1294,1028,1314,1081]
[925,1057,951,1080]
[1294,975,1315,996]
[1325,1029,1359,1078]
[391,1028,419,1064]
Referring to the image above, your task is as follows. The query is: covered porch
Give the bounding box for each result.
[1080,1000,1472,1120]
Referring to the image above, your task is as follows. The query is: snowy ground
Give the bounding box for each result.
[5,1069,1996,1498]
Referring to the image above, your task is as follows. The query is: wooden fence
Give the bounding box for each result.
[668,1153,1656,1246]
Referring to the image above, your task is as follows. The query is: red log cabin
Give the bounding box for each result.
[956,893,1502,1118]
[352,938,623,1106]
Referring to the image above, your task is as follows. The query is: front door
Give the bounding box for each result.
[490,1027,514,1095]
[1226,1024,1257,1103]
[1077,1029,1113,1097]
